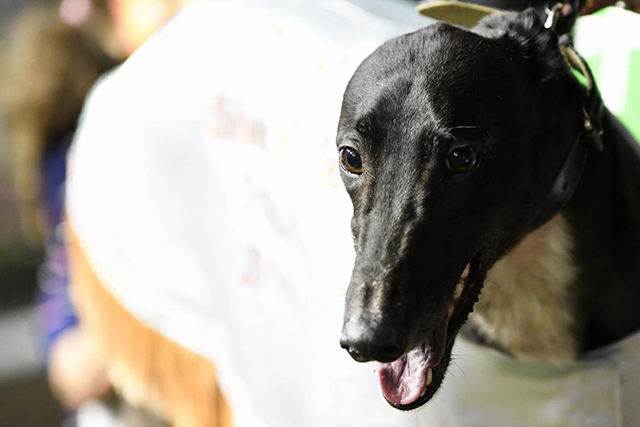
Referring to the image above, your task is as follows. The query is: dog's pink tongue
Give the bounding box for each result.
[376,346,428,406]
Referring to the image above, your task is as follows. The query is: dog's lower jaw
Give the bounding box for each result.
[468,214,580,362]
[378,344,453,410]
[375,314,447,407]
[375,259,486,410]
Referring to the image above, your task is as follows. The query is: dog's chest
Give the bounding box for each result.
[469,215,580,361]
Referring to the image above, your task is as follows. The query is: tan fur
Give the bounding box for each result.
[469,215,580,361]
[68,227,233,427]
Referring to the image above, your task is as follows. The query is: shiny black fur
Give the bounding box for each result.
[337,10,640,409]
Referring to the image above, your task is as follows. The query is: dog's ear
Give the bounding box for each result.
[476,9,565,85]
[475,9,584,131]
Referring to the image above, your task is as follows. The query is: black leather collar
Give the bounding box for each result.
[529,31,604,230]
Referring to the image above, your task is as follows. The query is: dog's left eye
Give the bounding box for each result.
[447,146,478,174]
[340,147,363,175]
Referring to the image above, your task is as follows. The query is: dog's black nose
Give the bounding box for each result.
[340,321,406,363]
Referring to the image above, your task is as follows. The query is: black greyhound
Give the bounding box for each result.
[337,10,640,410]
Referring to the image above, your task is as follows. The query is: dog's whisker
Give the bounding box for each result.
[448,360,469,385]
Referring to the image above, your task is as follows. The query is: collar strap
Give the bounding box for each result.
[530,32,605,229]
[558,35,605,151]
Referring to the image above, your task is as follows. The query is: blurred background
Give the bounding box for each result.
[0,0,64,423]
[0,0,184,425]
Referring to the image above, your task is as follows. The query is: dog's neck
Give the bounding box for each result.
[466,111,640,360]
[565,111,640,351]
[469,214,580,361]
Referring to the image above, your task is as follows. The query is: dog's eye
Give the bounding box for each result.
[447,146,477,174]
[340,147,363,175]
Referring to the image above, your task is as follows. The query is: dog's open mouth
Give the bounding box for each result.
[374,260,483,410]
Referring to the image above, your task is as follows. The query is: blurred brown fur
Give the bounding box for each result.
[0,1,123,245]
[68,226,234,427]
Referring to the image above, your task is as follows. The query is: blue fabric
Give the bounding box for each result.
[37,135,78,358]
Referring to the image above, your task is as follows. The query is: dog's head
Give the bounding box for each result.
[337,11,584,409]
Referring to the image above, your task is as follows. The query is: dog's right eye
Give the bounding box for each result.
[340,147,363,175]
[446,146,478,174]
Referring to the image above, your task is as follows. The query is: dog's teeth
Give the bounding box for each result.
[420,368,433,397]
[463,263,470,277]
[453,282,464,300]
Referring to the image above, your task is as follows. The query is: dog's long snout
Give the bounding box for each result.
[340,201,417,363]
[340,318,407,363]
